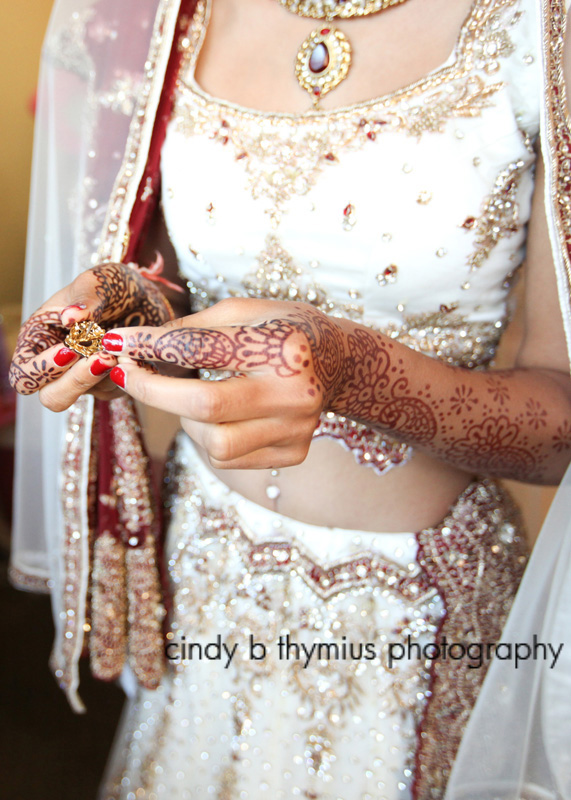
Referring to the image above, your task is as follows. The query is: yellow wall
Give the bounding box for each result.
[0,0,54,318]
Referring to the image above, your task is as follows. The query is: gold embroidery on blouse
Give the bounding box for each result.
[466,158,525,273]
[173,0,521,217]
[237,233,365,318]
[384,308,506,368]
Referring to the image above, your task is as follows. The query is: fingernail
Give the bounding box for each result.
[54,347,78,367]
[90,358,113,376]
[110,366,126,388]
[102,333,124,353]
[61,304,88,325]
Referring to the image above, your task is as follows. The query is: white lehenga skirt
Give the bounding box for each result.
[99,432,528,800]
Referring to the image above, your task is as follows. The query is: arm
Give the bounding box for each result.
[327,150,571,485]
[326,149,571,484]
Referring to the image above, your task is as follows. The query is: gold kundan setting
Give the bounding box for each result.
[295,27,352,105]
[64,320,106,357]
[277,0,411,107]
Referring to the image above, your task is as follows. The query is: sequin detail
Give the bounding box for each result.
[414,480,528,797]
[90,532,127,680]
[237,233,364,320]
[50,396,93,711]
[109,398,166,690]
[384,308,505,369]
[314,412,413,475]
[466,159,525,273]
[8,566,51,593]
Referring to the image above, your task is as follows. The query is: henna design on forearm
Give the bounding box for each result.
[319,320,562,482]
[553,420,571,452]
[443,415,538,473]
[330,328,438,444]
[115,300,570,482]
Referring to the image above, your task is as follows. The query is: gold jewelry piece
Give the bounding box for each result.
[64,320,106,357]
[278,0,409,19]
[278,0,411,107]
[296,27,351,106]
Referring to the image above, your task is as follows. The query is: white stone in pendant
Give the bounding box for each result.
[266,485,281,501]
[309,42,329,74]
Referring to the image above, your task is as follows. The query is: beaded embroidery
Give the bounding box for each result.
[174,0,522,221]
[100,437,528,800]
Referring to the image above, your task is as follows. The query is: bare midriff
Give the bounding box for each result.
[197,443,474,532]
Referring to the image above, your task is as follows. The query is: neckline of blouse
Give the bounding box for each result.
[177,0,515,120]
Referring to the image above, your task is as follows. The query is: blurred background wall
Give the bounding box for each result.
[0,0,54,318]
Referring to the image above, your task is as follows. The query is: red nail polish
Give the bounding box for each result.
[90,359,113,376]
[62,304,87,312]
[54,347,77,367]
[102,333,124,353]
[110,366,126,388]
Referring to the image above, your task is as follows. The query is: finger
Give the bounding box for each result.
[108,364,276,421]
[11,310,69,367]
[101,318,311,379]
[206,443,310,471]
[38,352,117,412]
[9,343,81,395]
[180,415,310,463]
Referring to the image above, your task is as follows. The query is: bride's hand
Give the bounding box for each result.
[101,298,347,469]
[9,262,173,410]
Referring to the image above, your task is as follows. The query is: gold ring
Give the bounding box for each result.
[64,320,106,357]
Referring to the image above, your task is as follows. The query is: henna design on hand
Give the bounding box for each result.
[90,263,172,328]
[9,264,173,397]
[287,309,346,397]
[123,320,306,378]
[9,310,68,394]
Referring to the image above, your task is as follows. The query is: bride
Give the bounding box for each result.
[9,0,571,797]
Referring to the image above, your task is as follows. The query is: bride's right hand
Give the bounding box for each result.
[8,261,173,411]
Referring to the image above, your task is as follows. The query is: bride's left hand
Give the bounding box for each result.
[102,298,347,469]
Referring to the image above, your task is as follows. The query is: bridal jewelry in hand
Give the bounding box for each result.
[64,320,106,357]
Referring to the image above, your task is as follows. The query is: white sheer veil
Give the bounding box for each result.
[9,0,571,793]
[10,0,177,708]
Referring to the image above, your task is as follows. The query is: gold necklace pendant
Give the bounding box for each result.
[295,25,352,108]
